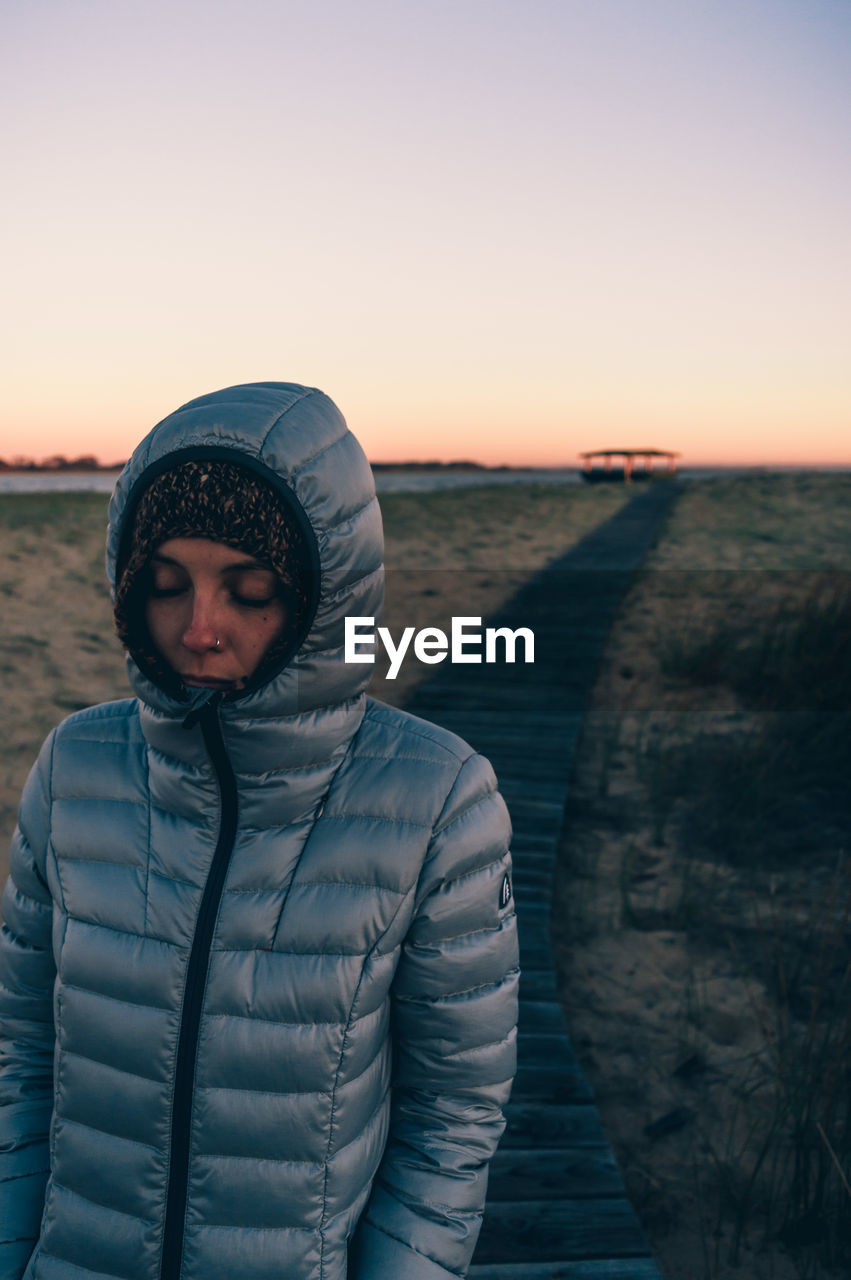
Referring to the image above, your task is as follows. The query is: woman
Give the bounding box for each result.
[0,383,519,1280]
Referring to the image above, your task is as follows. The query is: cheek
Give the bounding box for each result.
[252,607,286,650]
[144,599,159,639]
[145,600,179,650]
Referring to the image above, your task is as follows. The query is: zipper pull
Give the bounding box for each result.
[182,690,225,731]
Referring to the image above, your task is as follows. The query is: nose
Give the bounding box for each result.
[181,592,221,653]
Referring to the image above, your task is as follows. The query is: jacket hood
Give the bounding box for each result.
[106,382,384,731]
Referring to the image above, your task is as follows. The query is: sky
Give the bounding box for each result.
[2,0,849,468]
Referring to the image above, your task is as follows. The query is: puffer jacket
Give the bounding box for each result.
[0,383,519,1280]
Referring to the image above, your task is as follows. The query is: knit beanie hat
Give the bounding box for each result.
[114,459,314,692]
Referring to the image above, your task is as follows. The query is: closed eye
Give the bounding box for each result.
[231,591,278,609]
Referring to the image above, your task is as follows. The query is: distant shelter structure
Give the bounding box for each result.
[580,448,680,483]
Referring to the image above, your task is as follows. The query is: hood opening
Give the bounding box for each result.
[113,445,322,702]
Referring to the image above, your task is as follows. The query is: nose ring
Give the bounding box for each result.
[214,637,221,651]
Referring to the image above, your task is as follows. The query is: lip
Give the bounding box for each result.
[182,676,236,689]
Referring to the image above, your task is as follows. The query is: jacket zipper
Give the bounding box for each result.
[160,693,239,1280]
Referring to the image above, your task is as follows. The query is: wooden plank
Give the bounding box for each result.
[509,815,567,839]
[512,868,557,887]
[513,884,554,909]
[498,775,569,797]
[407,708,583,736]
[512,864,556,885]
[470,1259,662,1278]
[511,866,555,890]
[510,830,560,846]
[519,969,559,1000]
[518,895,554,913]
[511,885,557,906]
[513,892,554,916]
[497,778,570,804]
[512,883,555,907]
[516,928,554,957]
[512,863,557,882]
[502,773,570,794]
[512,1061,594,1105]
[516,923,553,949]
[516,928,556,952]
[504,799,567,823]
[516,1032,581,1064]
[516,903,553,926]
[512,861,556,880]
[518,1000,568,1033]
[486,1146,625,1202]
[512,847,556,866]
[514,915,553,942]
[518,1026,571,1046]
[410,686,577,713]
[508,843,558,863]
[502,1103,609,1150]
[518,937,556,969]
[475,1198,649,1263]
[497,751,573,775]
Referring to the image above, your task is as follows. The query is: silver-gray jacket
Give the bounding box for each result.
[0,384,519,1280]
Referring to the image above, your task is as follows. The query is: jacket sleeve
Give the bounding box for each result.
[349,752,519,1279]
[0,735,57,1277]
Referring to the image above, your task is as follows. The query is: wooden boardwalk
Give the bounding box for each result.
[403,483,682,1279]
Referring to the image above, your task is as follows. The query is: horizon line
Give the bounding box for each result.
[2,456,850,474]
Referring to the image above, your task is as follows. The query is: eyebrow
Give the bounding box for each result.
[150,552,272,573]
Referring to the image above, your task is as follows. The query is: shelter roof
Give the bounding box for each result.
[579,448,681,458]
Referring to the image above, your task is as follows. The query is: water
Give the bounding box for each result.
[0,471,122,495]
[0,465,844,497]
[0,468,582,496]
[373,468,581,492]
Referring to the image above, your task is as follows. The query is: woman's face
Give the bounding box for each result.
[144,538,287,689]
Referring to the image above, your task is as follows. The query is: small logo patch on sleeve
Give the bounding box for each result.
[499,873,512,909]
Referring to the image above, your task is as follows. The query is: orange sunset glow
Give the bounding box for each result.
[2,1,849,470]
